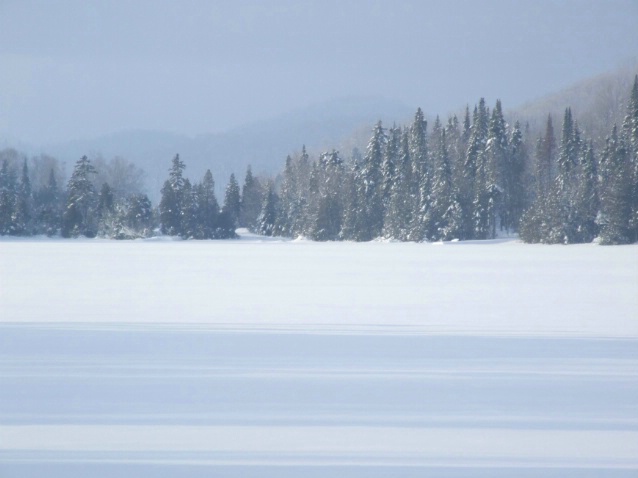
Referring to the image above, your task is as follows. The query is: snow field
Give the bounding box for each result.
[1,236,637,477]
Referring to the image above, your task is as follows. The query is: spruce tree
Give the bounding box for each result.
[13,159,33,235]
[599,125,632,244]
[429,126,462,240]
[0,160,17,235]
[61,155,98,238]
[463,99,489,239]
[507,121,527,231]
[257,181,278,237]
[36,168,61,236]
[383,129,414,240]
[409,109,429,240]
[621,75,638,242]
[240,165,263,231]
[365,121,387,239]
[159,154,186,236]
[196,169,220,239]
[222,173,241,230]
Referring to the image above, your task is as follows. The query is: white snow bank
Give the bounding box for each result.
[0,239,636,337]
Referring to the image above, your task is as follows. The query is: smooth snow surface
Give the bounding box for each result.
[1,235,637,477]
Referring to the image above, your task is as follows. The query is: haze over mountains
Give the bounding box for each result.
[33,96,413,199]
[3,62,637,202]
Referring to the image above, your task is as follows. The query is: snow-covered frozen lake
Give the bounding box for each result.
[1,234,637,477]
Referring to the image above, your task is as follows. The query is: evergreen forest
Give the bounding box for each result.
[1,75,637,245]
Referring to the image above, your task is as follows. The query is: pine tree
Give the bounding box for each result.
[61,155,98,238]
[256,181,278,236]
[196,169,220,239]
[0,159,17,235]
[535,115,556,199]
[409,108,430,240]
[507,121,527,231]
[308,150,344,241]
[240,165,263,231]
[36,168,61,236]
[359,121,386,240]
[123,193,154,237]
[476,99,508,238]
[598,125,632,244]
[222,173,241,230]
[429,126,462,240]
[463,99,489,239]
[621,74,638,242]
[571,142,599,242]
[159,154,186,236]
[383,129,414,240]
[13,159,33,235]
[275,155,295,237]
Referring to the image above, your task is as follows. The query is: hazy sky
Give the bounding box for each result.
[1,0,637,145]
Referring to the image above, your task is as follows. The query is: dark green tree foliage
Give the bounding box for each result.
[0,160,17,235]
[409,108,429,240]
[257,181,278,236]
[505,122,527,232]
[535,115,557,199]
[97,183,115,219]
[428,125,463,240]
[62,156,98,238]
[240,165,264,231]
[222,173,241,230]
[622,75,638,242]
[35,168,61,236]
[194,170,220,239]
[13,160,33,235]
[123,194,154,236]
[159,154,186,236]
[462,99,489,238]
[472,100,505,239]
[359,121,387,240]
[571,142,599,242]
[383,129,415,240]
[598,125,632,244]
[309,150,344,241]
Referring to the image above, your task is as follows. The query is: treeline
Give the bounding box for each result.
[0,153,153,239]
[248,75,638,245]
[1,75,637,244]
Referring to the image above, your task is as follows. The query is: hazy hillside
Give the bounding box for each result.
[509,61,638,147]
[40,96,413,200]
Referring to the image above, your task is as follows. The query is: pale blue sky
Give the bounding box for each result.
[1,0,637,145]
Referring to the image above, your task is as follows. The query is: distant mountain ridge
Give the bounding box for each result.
[40,96,414,200]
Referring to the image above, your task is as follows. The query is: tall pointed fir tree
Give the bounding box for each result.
[429,125,463,240]
[62,155,98,238]
[383,129,414,240]
[409,108,429,240]
[221,173,241,232]
[481,99,508,237]
[159,154,186,236]
[13,159,33,235]
[359,121,386,240]
[240,165,263,231]
[462,98,488,239]
[257,181,278,237]
[621,74,638,242]
[310,150,344,241]
[195,169,220,239]
[0,160,17,235]
[536,114,556,199]
[36,168,61,236]
[571,141,599,242]
[506,121,528,232]
[275,155,296,237]
[598,124,632,244]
